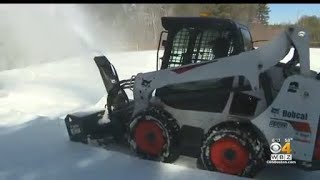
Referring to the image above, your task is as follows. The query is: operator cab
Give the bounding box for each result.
[155,17,256,116]
[157,17,254,70]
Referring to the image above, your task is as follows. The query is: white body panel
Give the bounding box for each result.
[150,75,268,134]
[252,75,320,161]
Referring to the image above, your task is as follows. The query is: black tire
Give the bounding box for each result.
[200,123,267,178]
[128,106,180,163]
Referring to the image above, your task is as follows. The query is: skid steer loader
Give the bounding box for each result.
[64,17,320,178]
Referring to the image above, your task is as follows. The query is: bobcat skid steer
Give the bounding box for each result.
[64,17,320,178]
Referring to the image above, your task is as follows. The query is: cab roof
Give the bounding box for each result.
[161,17,249,31]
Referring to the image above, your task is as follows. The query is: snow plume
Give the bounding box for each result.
[57,4,135,56]
[0,4,88,71]
[0,4,134,71]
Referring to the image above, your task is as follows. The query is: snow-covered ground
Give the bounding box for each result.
[1,49,320,180]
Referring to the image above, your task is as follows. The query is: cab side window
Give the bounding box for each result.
[240,28,253,51]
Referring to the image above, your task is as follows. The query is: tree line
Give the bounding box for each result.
[80,4,270,50]
[80,4,320,50]
[271,15,320,47]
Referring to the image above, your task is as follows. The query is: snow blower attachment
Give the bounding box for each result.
[65,56,134,144]
[65,17,320,178]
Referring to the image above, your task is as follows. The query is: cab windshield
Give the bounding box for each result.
[168,27,239,68]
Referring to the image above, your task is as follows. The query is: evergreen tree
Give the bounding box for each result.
[256,4,270,25]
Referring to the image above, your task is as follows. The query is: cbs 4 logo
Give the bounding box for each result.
[270,138,292,154]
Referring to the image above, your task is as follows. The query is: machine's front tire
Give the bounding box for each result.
[128,106,180,163]
[200,123,267,178]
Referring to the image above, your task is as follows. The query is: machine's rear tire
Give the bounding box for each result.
[128,106,180,163]
[200,123,267,178]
